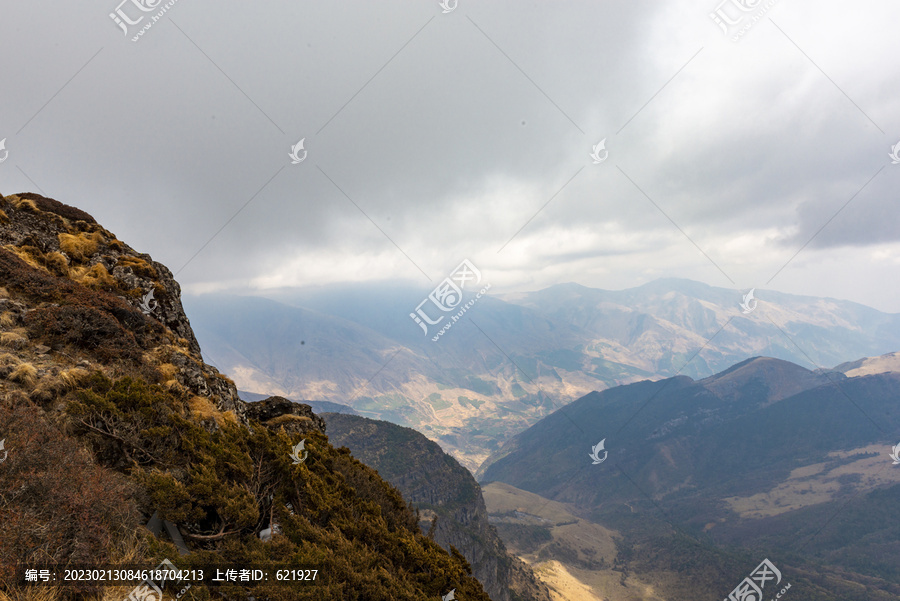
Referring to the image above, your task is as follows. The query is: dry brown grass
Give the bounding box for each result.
[70,264,116,288]
[0,209,8,223]
[58,231,105,262]
[0,585,66,601]
[163,379,188,396]
[1,247,68,277]
[187,395,229,426]
[8,362,38,387]
[0,311,17,328]
[7,195,38,212]
[29,368,95,403]
[59,367,91,389]
[3,245,45,274]
[42,251,69,275]
[0,286,8,299]
[0,403,146,601]
[115,255,157,279]
[214,372,236,386]
[157,362,179,380]
[267,414,313,428]
[29,375,61,404]
[0,329,28,349]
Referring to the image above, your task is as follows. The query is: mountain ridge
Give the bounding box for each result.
[477,353,900,600]
[186,279,900,471]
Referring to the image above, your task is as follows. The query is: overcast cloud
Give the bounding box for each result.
[1,1,898,310]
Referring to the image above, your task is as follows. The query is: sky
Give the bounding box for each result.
[1,1,899,311]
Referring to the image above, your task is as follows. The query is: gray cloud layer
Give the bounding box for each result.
[1,1,898,309]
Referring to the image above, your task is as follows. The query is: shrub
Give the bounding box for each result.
[15,192,97,224]
[0,399,140,585]
[60,373,492,600]
[24,305,142,364]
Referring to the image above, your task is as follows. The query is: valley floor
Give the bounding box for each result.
[483,482,672,601]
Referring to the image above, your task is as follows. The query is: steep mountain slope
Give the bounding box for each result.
[479,355,900,599]
[322,413,552,601]
[0,192,492,600]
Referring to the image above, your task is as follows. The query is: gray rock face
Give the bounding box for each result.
[322,413,552,601]
[244,395,326,435]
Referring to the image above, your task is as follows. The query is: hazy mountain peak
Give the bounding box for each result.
[700,356,826,404]
[831,350,900,378]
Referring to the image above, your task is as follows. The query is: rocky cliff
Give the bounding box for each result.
[0,192,242,417]
[323,412,553,601]
[0,191,492,600]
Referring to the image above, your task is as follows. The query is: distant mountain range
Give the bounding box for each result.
[185,280,900,470]
[479,354,900,599]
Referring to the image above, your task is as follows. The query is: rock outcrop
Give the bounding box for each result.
[0,192,243,417]
[323,412,553,601]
